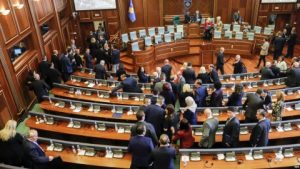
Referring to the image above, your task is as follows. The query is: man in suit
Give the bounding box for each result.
[262,89,272,109]
[216,47,225,75]
[128,124,154,169]
[28,72,50,102]
[38,56,50,80]
[286,62,300,87]
[199,108,219,148]
[176,71,186,93]
[273,31,286,60]
[149,134,176,169]
[250,109,271,147]
[182,62,196,84]
[161,59,172,82]
[51,50,60,71]
[207,64,220,84]
[233,55,244,74]
[84,48,93,69]
[94,60,110,79]
[260,62,275,80]
[286,27,297,58]
[111,44,120,73]
[144,97,165,138]
[256,38,270,68]
[222,107,240,147]
[46,63,61,88]
[233,10,241,23]
[60,50,73,82]
[154,73,170,93]
[23,129,63,169]
[131,109,159,146]
[111,74,142,93]
[73,49,83,69]
[243,89,264,123]
[194,80,208,107]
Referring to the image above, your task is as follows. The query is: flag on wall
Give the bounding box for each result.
[128,0,136,22]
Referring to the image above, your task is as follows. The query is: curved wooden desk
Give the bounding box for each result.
[42,144,131,169]
[180,152,300,169]
[51,88,144,106]
[26,117,130,141]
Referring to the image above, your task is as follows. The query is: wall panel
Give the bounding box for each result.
[11,0,31,34]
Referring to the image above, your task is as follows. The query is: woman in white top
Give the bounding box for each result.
[275,56,287,74]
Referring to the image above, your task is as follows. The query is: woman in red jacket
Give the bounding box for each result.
[172,118,195,148]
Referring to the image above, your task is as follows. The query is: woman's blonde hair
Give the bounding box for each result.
[199,66,206,74]
[276,91,285,102]
[182,84,192,93]
[0,120,17,141]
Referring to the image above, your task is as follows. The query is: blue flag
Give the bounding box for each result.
[128,0,136,22]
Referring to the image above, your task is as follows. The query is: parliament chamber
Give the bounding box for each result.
[0,0,300,169]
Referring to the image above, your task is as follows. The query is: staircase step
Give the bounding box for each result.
[120,56,134,65]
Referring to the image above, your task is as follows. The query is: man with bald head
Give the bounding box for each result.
[286,61,300,87]
[161,59,172,82]
[198,108,219,148]
[216,47,225,75]
[149,134,176,169]
[233,55,244,74]
[260,62,275,80]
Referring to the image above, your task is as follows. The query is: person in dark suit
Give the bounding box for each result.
[260,62,275,80]
[111,74,142,93]
[286,27,297,58]
[262,89,272,110]
[160,83,176,106]
[194,80,208,107]
[182,63,196,84]
[38,56,50,80]
[137,66,149,83]
[0,120,24,167]
[28,73,50,102]
[111,44,120,73]
[197,66,210,84]
[184,11,191,23]
[60,51,73,82]
[23,129,63,169]
[250,109,271,147]
[285,63,300,87]
[216,47,225,75]
[273,31,286,60]
[210,82,223,107]
[144,97,165,138]
[198,108,219,148]
[103,43,112,70]
[150,134,176,169]
[73,49,83,69]
[128,124,154,169]
[51,50,60,71]
[222,107,240,147]
[207,64,220,84]
[161,59,172,82]
[226,84,244,106]
[46,63,62,88]
[131,110,159,146]
[94,60,110,80]
[243,89,264,123]
[84,48,93,69]
[116,63,127,81]
[233,55,244,74]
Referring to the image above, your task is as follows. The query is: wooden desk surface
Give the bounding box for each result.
[194,126,300,143]
[41,144,131,168]
[65,80,152,94]
[51,88,144,106]
[180,152,300,169]
[40,101,137,121]
[26,117,130,141]
[40,100,300,123]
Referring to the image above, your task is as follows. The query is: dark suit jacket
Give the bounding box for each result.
[46,68,61,88]
[182,68,196,84]
[233,61,243,74]
[51,54,60,70]
[138,72,149,83]
[145,104,165,137]
[73,54,83,67]
[94,64,109,79]
[222,117,240,147]
[111,49,120,64]
[111,77,142,93]
[227,92,243,106]
[150,146,176,169]
[131,121,159,146]
[199,118,219,148]
[60,55,73,74]
[160,90,176,106]
[250,119,270,147]
[243,93,264,121]
[38,61,50,79]
[0,133,24,166]
[84,53,93,69]
[216,52,224,67]
[208,69,220,83]
[23,139,49,168]
[197,73,210,84]
[287,33,297,46]
[128,136,154,167]
[260,67,274,80]
[161,64,172,82]
[274,37,286,51]
[210,89,223,107]
[194,86,208,107]
[29,80,50,102]
[286,68,300,87]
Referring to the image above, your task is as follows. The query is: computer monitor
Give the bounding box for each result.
[254,26,262,34]
[155,35,162,44]
[174,32,182,40]
[144,36,152,46]
[14,48,22,55]
[138,29,146,38]
[235,32,243,40]
[263,27,272,35]
[148,28,155,37]
[176,25,184,33]
[121,33,129,43]
[157,27,165,35]
[131,42,140,51]
[130,31,138,41]
[223,24,231,31]
[233,24,241,32]
[225,31,232,39]
[247,32,254,41]
[214,31,221,39]
[164,34,172,43]
[167,25,175,33]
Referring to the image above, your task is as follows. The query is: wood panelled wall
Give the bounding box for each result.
[0,0,73,126]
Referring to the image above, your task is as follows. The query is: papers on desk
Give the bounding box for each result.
[47,144,54,151]
[245,154,254,160]
[181,155,190,162]
[275,153,284,161]
[78,149,86,156]
[190,152,201,161]
[276,126,284,132]
[217,154,225,160]
[87,83,95,88]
